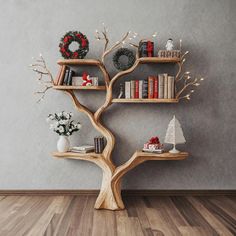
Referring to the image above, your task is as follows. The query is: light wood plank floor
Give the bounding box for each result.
[0,195,235,235]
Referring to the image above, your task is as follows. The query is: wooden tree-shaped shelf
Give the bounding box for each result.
[51,54,190,211]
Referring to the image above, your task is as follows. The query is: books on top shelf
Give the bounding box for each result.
[70,145,95,153]
[124,74,175,99]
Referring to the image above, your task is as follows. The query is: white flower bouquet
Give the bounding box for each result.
[47,111,81,136]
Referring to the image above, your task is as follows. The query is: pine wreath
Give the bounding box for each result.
[113,48,135,71]
[59,31,89,59]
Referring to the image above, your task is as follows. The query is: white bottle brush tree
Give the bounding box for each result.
[165,115,186,153]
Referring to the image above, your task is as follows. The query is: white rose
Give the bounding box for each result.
[58,126,64,133]
[77,123,82,129]
[59,120,67,125]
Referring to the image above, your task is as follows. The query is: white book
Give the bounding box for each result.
[163,73,168,99]
[142,148,163,153]
[167,76,174,99]
[125,81,131,99]
[172,77,175,98]
[158,74,164,99]
[71,145,94,151]
[139,80,143,99]
[130,80,135,99]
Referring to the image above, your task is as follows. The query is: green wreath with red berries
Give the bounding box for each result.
[59,31,89,59]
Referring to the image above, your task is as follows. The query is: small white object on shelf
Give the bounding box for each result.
[165,38,174,51]
[164,115,186,153]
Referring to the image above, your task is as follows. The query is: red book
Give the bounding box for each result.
[135,80,139,98]
[148,76,154,99]
[154,77,158,98]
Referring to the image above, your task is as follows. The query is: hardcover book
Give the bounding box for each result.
[158,74,164,99]
[130,80,135,99]
[125,81,131,99]
[139,80,143,99]
[142,79,148,98]
[154,76,158,98]
[63,69,70,85]
[148,76,154,99]
[135,80,139,98]
[163,73,168,99]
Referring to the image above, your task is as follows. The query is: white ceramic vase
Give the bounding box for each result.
[57,135,70,153]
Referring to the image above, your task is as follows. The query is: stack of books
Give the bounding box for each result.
[124,74,175,99]
[70,145,95,153]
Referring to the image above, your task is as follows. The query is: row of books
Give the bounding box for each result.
[62,68,75,86]
[124,74,175,99]
[94,136,105,154]
[60,67,99,86]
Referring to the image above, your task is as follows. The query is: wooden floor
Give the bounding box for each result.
[0,195,235,236]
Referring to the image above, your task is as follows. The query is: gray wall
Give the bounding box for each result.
[0,0,235,190]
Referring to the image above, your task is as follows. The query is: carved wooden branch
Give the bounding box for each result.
[65,90,115,165]
[94,58,141,121]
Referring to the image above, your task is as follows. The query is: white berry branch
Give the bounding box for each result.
[29,54,55,103]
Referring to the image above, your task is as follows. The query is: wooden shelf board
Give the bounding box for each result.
[137,151,188,160]
[53,85,106,90]
[52,152,102,160]
[138,57,181,64]
[57,57,180,66]
[57,59,101,66]
[112,98,179,103]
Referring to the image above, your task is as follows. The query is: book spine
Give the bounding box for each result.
[167,76,171,99]
[139,80,143,99]
[172,77,175,98]
[125,82,131,99]
[164,73,168,99]
[148,76,154,99]
[101,137,105,152]
[135,80,139,98]
[167,76,175,99]
[67,70,74,85]
[94,137,98,154]
[63,69,70,85]
[142,79,148,98]
[130,80,135,99]
[158,74,164,99]
[154,77,158,98]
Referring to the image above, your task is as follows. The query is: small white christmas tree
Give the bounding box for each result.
[164,115,186,153]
